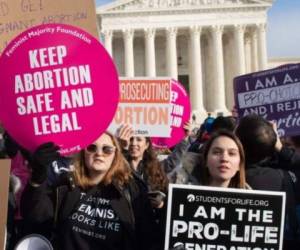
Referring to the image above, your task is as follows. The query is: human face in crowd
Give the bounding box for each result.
[129,136,149,161]
[84,133,116,178]
[206,135,240,187]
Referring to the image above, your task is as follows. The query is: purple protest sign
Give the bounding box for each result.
[0,24,119,154]
[234,63,300,137]
[152,80,191,148]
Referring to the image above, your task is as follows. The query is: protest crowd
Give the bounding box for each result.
[0,3,299,249]
[1,111,300,250]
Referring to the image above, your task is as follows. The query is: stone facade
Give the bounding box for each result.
[97,0,274,121]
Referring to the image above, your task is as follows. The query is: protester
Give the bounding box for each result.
[210,115,236,134]
[283,135,300,154]
[200,130,248,188]
[117,122,191,247]
[6,174,20,250]
[117,122,192,201]
[235,114,300,247]
[21,132,160,250]
[118,126,169,202]
[235,114,300,188]
[189,114,215,153]
[0,122,5,158]
[283,134,300,235]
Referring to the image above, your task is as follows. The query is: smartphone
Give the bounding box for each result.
[148,190,166,200]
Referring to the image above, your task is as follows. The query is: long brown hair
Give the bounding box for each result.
[73,132,132,190]
[202,130,246,189]
[130,137,169,193]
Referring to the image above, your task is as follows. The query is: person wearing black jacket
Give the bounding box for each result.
[235,114,300,190]
[21,132,160,250]
[235,114,300,248]
[117,123,191,249]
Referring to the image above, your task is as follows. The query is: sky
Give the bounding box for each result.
[95,0,300,59]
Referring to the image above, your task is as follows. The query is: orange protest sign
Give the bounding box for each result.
[120,79,171,103]
[0,159,10,250]
[109,77,172,137]
[0,0,98,54]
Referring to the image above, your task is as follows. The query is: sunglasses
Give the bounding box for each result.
[85,144,116,156]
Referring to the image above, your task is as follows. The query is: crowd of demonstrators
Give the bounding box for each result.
[2,132,73,249]
[3,112,300,249]
[190,113,300,247]
[235,114,300,247]
[20,132,161,250]
[188,115,237,154]
[188,114,214,153]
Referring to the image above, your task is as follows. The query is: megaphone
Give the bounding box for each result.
[14,234,53,250]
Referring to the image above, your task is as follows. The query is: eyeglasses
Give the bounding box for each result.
[85,144,116,156]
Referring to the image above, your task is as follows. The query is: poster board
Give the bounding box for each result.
[0,24,119,154]
[0,159,11,250]
[108,77,172,137]
[234,63,300,137]
[151,79,191,148]
[0,0,98,54]
[165,184,286,250]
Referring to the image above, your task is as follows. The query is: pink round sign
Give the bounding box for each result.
[0,24,119,154]
[152,80,191,148]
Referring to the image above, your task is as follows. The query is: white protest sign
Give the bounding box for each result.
[165,184,286,250]
[108,77,172,137]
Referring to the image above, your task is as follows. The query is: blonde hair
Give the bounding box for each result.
[73,132,132,189]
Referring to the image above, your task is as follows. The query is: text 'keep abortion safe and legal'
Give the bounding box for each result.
[14,44,93,135]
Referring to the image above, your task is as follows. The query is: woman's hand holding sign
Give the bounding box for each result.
[117,124,134,150]
[183,121,192,140]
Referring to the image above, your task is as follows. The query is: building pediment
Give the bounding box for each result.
[97,0,274,13]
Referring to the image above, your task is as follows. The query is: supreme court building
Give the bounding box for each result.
[97,0,274,121]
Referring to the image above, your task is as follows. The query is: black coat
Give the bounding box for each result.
[21,177,161,250]
[245,146,300,246]
[246,146,300,191]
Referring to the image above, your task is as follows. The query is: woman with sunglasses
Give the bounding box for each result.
[21,132,160,250]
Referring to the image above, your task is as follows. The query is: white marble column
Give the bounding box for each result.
[257,23,268,70]
[250,27,258,72]
[244,35,252,73]
[166,27,178,79]
[103,30,113,56]
[123,29,135,77]
[233,24,246,76]
[211,25,227,113]
[144,28,156,77]
[189,26,206,113]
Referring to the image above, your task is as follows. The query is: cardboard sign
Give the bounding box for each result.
[0,24,119,154]
[108,78,172,137]
[0,160,11,250]
[0,0,98,54]
[152,79,191,148]
[165,184,285,250]
[234,63,300,137]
